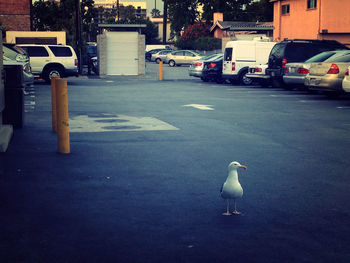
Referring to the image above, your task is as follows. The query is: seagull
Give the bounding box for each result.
[220,161,247,215]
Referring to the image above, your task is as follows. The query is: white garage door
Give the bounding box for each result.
[106,32,138,75]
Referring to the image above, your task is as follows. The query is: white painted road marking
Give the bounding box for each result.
[70,114,179,132]
[182,104,214,110]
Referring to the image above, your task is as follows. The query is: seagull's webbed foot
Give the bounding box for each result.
[222,212,232,216]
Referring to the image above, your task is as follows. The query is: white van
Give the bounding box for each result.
[145,44,172,52]
[222,40,276,85]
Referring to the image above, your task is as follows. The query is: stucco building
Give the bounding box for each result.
[271,0,350,47]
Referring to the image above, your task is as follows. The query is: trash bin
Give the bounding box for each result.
[2,65,24,128]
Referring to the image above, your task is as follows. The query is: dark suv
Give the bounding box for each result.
[266,39,349,88]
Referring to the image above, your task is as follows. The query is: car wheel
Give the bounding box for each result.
[44,67,63,83]
[155,58,161,64]
[169,60,175,67]
[201,77,209,82]
[240,70,253,86]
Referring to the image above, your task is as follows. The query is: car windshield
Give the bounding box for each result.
[305,51,337,63]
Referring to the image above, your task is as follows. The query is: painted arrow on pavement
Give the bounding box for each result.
[182,104,215,110]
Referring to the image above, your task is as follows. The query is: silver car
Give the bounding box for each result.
[3,56,34,87]
[164,50,203,67]
[305,53,350,95]
[151,50,173,64]
[284,50,350,88]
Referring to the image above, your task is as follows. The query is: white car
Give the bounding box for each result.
[342,66,350,93]
[246,64,270,87]
[18,44,78,83]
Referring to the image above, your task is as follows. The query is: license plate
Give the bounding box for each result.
[250,69,255,73]
[290,67,296,73]
[310,78,319,85]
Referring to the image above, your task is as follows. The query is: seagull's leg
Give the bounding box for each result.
[232,199,241,215]
[222,199,231,216]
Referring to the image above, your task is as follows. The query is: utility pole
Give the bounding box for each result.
[75,0,82,74]
[117,0,120,21]
[162,0,167,44]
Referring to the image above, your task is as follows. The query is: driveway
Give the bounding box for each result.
[1,64,350,263]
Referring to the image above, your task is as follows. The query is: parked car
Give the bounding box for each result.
[145,44,172,52]
[342,66,350,93]
[189,53,223,79]
[246,64,270,87]
[283,50,350,88]
[151,50,173,63]
[304,53,350,96]
[222,40,276,85]
[164,50,203,67]
[146,48,168,61]
[3,43,29,63]
[3,55,34,87]
[19,44,79,83]
[201,54,225,83]
[266,39,349,89]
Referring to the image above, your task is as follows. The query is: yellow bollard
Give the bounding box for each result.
[159,60,163,81]
[55,78,70,154]
[51,76,59,133]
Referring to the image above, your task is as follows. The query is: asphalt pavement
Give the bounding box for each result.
[1,63,350,263]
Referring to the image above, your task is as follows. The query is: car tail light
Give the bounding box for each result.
[282,58,287,67]
[297,67,309,74]
[255,67,262,72]
[194,62,202,67]
[327,63,339,74]
[208,63,216,68]
[23,63,31,73]
[75,59,78,67]
[232,62,235,71]
[345,68,349,76]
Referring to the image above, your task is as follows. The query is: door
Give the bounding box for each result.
[106,32,138,75]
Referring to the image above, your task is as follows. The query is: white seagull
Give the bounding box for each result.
[220,161,247,215]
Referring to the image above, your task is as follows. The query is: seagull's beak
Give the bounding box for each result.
[240,165,247,170]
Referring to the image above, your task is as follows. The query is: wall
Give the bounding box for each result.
[0,0,30,31]
[273,0,319,41]
[6,31,66,45]
[97,33,107,76]
[273,0,350,46]
[138,34,145,75]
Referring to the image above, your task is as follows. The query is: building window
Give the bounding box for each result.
[282,4,290,15]
[307,0,317,9]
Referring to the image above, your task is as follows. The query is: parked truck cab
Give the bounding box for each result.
[222,40,276,85]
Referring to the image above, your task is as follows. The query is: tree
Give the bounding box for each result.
[32,0,97,45]
[165,0,199,39]
[120,5,137,22]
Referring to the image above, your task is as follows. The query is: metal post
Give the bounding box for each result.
[55,78,70,154]
[159,60,163,80]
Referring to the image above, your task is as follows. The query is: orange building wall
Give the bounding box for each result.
[273,0,319,41]
[320,1,350,33]
[273,0,350,47]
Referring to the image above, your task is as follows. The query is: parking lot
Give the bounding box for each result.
[1,62,350,263]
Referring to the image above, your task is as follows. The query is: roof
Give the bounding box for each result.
[210,21,274,32]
